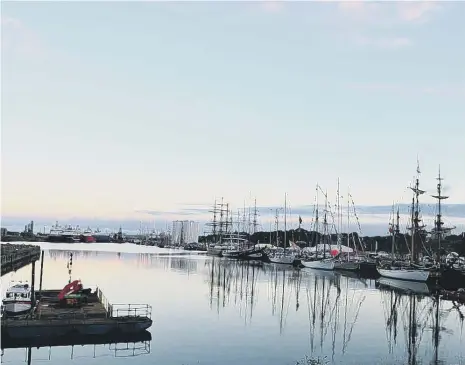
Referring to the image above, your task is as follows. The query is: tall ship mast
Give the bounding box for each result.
[430,166,456,252]
[376,160,430,282]
[408,159,426,264]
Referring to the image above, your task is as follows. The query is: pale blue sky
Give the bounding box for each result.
[2,1,464,224]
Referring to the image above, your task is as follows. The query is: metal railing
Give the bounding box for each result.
[109,304,152,319]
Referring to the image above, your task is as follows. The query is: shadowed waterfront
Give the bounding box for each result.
[1,244,464,365]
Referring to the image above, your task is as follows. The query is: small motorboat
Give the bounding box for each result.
[2,282,33,316]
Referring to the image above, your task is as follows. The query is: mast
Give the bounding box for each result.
[218,198,224,244]
[284,193,287,252]
[347,188,350,260]
[390,204,395,259]
[408,159,426,264]
[337,179,341,251]
[315,184,320,260]
[275,209,279,246]
[252,199,258,234]
[431,166,455,257]
[323,191,328,259]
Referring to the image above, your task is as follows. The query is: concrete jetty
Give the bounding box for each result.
[1,243,41,276]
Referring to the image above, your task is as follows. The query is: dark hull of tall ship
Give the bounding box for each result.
[439,266,465,289]
[359,261,378,277]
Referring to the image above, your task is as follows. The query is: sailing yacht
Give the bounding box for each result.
[377,161,430,282]
[333,184,365,272]
[268,194,296,265]
[301,186,335,270]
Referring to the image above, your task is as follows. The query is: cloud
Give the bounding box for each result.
[260,1,285,13]
[1,15,45,57]
[353,35,412,49]
[347,82,465,97]
[396,1,441,23]
[135,207,210,217]
[332,1,443,49]
[336,1,440,24]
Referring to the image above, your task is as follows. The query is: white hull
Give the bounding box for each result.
[269,256,295,265]
[2,301,32,315]
[377,268,429,282]
[302,259,335,271]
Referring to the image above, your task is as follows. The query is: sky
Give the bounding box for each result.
[1,1,465,234]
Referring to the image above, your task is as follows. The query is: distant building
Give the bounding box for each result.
[1,228,7,237]
[171,221,200,245]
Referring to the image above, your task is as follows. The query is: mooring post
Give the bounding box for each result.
[30,260,36,304]
[39,250,45,295]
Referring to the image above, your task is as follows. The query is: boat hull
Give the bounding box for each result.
[2,301,32,316]
[334,261,360,271]
[377,268,430,282]
[269,256,295,265]
[302,259,335,271]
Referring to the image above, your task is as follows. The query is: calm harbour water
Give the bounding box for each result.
[1,243,464,365]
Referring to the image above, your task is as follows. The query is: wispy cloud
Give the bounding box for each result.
[336,1,441,25]
[259,1,285,13]
[347,82,465,97]
[1,15,45,57]
[396,1,441,23]
[332,1,443,49]
[353,35,412,49]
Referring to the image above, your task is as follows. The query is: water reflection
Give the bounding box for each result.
[47,250,199,274]
[203,259,465,364]
[377,278,464,365]
[5,249,464,365]
[204,258,260,321]
[1,332,152,363]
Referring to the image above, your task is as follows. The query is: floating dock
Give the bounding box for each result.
[1,243,41,276]
[1,288,153,341]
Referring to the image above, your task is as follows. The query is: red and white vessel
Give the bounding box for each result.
[80,227,96,243]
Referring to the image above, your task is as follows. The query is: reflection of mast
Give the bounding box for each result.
[279,270,285,334]
[407,294,418,365]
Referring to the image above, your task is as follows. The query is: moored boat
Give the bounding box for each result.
[302,258,335,271]
[2,282,33,316]
[376,161,431,283]
[377,267,430,282]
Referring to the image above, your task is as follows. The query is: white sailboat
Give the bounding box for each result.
[268,193,296,265]
[302,185,335,271]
